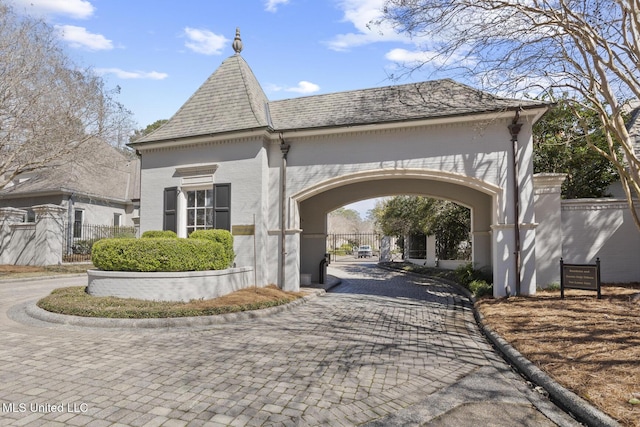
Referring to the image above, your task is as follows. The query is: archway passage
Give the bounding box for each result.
[297,172,495,285]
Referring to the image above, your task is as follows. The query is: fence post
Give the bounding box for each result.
[32,204,66,266]
[0,208,28,264]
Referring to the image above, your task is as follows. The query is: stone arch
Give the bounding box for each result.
[292,168,501,284]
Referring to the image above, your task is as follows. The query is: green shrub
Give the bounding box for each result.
[454,263,492,287]
[469,279,493,298]
[141,230,178,239]
[189,229,234,268]
[92,238,227,272]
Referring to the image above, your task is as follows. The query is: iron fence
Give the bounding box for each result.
[327,233,381,262]
[62,223,136,263]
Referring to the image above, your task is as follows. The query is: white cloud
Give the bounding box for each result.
[267,81,320,94]
[326,0,407,51]
[184,27,228,55]
[385,47,476,69]
[8,0,94,19]
[287,81,320,94]
[55,25,113,50]
[265,0,290,12]
[95,68,168,80]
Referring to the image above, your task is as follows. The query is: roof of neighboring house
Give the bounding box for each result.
[0,139,139,203]
[132,31,547,146]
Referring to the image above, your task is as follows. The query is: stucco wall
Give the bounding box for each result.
[561,199,640,283]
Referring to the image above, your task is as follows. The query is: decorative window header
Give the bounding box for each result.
[174,163,218,177]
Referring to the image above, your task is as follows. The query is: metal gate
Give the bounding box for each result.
[327,233,381,262]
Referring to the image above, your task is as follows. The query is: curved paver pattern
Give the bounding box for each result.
[0,264,573,426]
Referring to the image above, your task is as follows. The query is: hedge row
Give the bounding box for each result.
[92,229,235,272]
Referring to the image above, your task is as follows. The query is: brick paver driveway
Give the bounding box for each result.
[0,264,571,426]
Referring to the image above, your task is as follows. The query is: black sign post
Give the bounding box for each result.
[560,258,601,299]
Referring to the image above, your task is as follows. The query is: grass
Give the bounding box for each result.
[36,285,305,318]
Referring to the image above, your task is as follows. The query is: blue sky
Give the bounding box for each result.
[8,0,438,130]
[8,0,449,217]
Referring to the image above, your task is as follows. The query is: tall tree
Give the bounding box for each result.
[373,196,470,259]
[533,95,620,198]
[130,119,169,143]
[379,0,640,229]
[0,3,129,190]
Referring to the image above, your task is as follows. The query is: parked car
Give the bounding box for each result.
[357,245,373,258]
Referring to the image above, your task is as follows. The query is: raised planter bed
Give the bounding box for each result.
[87,267,254,302]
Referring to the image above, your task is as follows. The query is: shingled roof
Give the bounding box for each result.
[0,139,139,202]
[133,32,544,146]
[136,53,270,143]
[269,79,540,131]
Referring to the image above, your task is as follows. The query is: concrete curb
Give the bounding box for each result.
[23,288,326,329]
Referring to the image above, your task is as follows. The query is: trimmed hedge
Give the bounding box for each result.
[189,229,234,268]
[92,238,228,272]
[141,230,178,239]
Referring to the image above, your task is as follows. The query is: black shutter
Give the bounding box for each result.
[163,187,178,232]
[213,183,231,231]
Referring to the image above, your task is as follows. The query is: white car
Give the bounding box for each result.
[357,245,373,258]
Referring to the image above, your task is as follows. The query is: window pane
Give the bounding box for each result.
[187,191,195,207]
[205,189,213,207]
[197,190,205,207]
[206,208,213,227]
[187,209,195,226]
[197,208,205,225]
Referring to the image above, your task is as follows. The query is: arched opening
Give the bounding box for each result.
[293,169,499,283]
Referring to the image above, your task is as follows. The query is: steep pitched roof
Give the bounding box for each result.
[0,140,139,203]
[136,54,270,143]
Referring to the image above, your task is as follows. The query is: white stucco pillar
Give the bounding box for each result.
[533,173,566,288]
[284,229,301,291]
[0,208,27,264]
[491,224,516,297]
[426,235,437,267]
[33,204,66,266]
[380,236,392,262]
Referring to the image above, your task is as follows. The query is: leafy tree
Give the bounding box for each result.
[0,3,131,190]
[130,119,169,142]
[533,96,620,198]
[373,196,470,259]
[379,0,640,230]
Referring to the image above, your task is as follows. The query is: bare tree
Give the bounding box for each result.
[0,3,131,190]
[378,0,640,229]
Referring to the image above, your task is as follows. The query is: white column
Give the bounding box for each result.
[33,204,66,266]
[0,208,27,264]
[533,173,566,288]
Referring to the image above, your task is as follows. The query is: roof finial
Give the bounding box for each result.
[232,27,243,54]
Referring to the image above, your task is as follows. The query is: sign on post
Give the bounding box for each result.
[560,258,601,299]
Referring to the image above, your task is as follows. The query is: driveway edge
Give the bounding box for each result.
[377,263,620,427]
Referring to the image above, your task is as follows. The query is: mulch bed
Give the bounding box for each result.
[477,284,640,426]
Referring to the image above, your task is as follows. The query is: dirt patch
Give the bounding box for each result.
[0,264,92,279]
[477,285,640,426]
